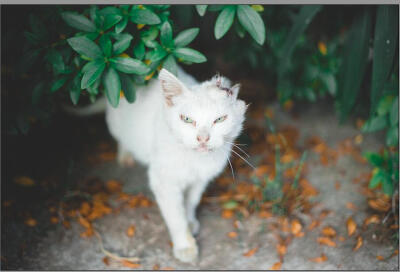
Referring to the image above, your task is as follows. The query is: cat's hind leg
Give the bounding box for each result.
[117,143,135,167]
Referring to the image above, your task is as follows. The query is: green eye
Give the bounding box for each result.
[214,115,227,124]
[180,114,194,124]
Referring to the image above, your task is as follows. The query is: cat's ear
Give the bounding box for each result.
[158,68,186,107]
[229,83,240,100]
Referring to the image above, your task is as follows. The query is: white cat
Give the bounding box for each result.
[105,67,247,263]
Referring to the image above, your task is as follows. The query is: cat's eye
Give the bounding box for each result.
[214,115,227,124]
[180,114,194,124]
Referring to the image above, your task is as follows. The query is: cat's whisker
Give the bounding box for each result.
[224,140,247,146]
[224,141,250,158]
[230,149,256,170]
[226,156,235,181]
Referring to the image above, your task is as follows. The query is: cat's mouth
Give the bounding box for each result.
[195,143,212,153]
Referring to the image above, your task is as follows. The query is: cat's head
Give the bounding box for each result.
[158,68,247,153]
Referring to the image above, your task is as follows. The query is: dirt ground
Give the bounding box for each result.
[2,100,399,270]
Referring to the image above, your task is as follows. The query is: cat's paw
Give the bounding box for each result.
[117,153,135,167]
[189,219,200,236]
[173,243,199,264]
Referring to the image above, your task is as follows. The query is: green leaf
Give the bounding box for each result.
[364,152,384,167]
[104,67,121,108]
[320,73,337,96]
[382,174,394,196]
[337,10,372,122]
[81,61,105,89]
[377,95,395,116]
[146,47,168,62]
[120,73,136,103]
[110,57,150,75]
[196,5,208,16]
[215,6,236,40]
[386,125,399,146]
[173,47,207,63]
[141,27,159,43]
[51,76,68,92]
[46,49,65,75]
[390,96,399,125]
[237,5,266,45]
[61,12,97,32]
[369,170,384,189]
[98,6,120,15]
[70,75,82,105]
[99,35,112,57]
[133,41,145,60]
[174,28,199,48]
[113,33,133,55]
[160,21,174,48]
[115,17,128,34]
[223,200,238,210]
[370,6,398,114]
[103,14,123,30]
[130,8,161,25]
[362,115,387,133]
[67,36,103,60]
[162,55,178,76]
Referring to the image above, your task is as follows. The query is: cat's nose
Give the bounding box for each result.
[197,134,210,143]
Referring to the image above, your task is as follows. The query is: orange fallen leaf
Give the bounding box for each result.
[80,227,94,238]
[346,202,357,211]
[338,236,346,242]
[353,236,363,251]
[24,218,37,227]
[356,119,365,130]
[335,181,341,190]
[368,197,391,212]
[62,220,71,229]
[153,264,160,270]
[390,249,399,258]
[243,246,258,257]
[363,215,380,228]
[308,220,320,230]
[222,209,234,219]
[253,165,269,177]
[126,225,136,237]
[160,267,174,270]
[258,210,272,218]
[270,262,282,270]
[79,202,91,216]
[121,260,141,269]
[50,216,59,224]
[309,253,327,263]
[291,219,302,235]
[346,217,357,236]
[317,237,337,247]
[78,217,92,229]
[14,176,35,186]
[228,231,238,238]
[276,244,287,256]
[103,256,110,266]
[294,231,305,238]
[354,134,363,145]
[106,180,122,193]
[376,255,385,261]
[321,226,337,237]
[390,224,399,229]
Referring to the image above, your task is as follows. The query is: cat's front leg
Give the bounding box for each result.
[149,171,198,263]
[117,142,135,167]
[185,181,209,236]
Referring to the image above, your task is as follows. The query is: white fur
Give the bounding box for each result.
[105,67,247,263]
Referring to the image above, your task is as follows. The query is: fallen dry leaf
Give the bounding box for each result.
[354,134,363,145]
[353,236,363,251]
[258,210,272,218]
[376,255,385,261]
[363,215,380,228]
[103,256,110,266]
[160,267,174,270]
[121,260,141,269]
[50,216,59,224]
[308,220,320,231]
[390,224,399,229]
[270,262,282,270]
[106,180,122,193]
[243,247,259,257]
[24,218,37,227]
[222,209,234,219]
[338,236,346,242]
[80,227,94,238]
[126,225,136,237]
[321,226,337,237]
[14,176,35,187]
[291,219,302,235]
[78,217,92,229]
[62,220,71,229]
[368,197,391,212]
[79,202,91,216]
[294,232,305,238]
[317,237,336,247]
[390,249,399,258]
[228,231,238,238]
[335,181,341,190]
[153,264,160,270]
[346,217,357,236]
[346,202,357,211]
[309,253,327,263]
[276,244,287,256]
